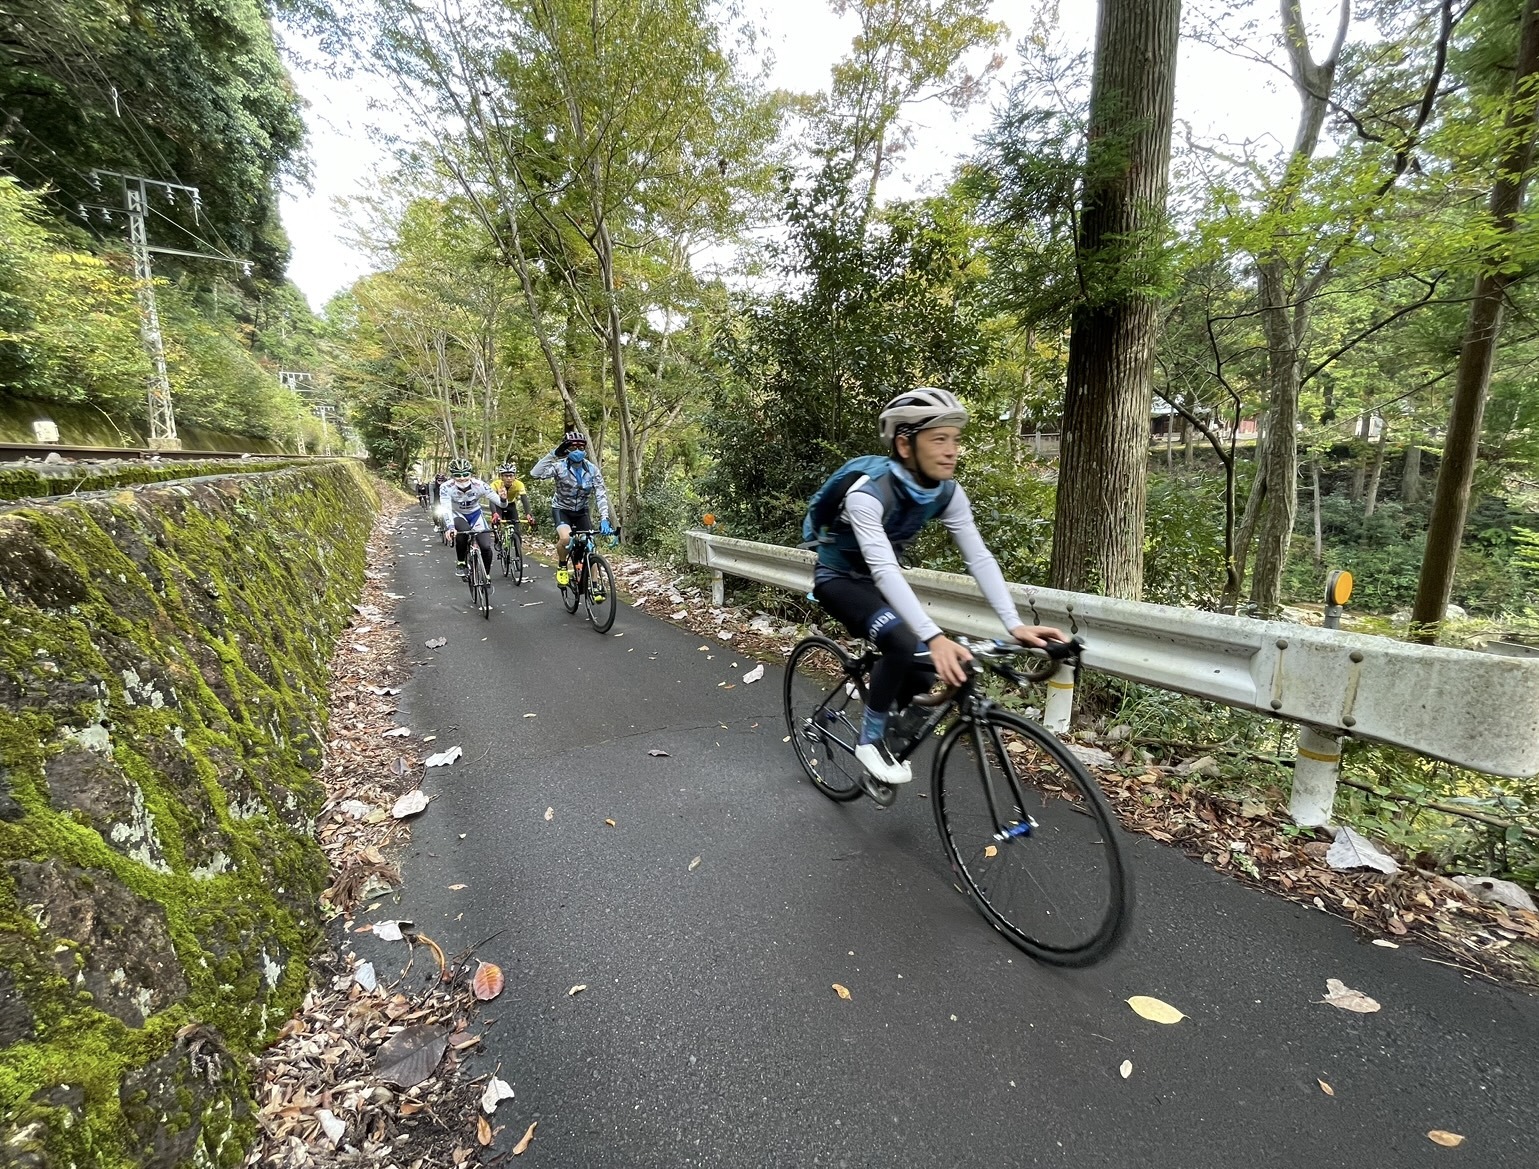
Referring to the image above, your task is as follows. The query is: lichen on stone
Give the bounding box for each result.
[0,460,377,1167]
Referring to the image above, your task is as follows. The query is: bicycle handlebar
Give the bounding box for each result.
[960,635,1084,684]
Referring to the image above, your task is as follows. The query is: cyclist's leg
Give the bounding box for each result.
[813,576,923,783]
[553,507,574,567]
[474,528,494,572]
[453,516,471,573]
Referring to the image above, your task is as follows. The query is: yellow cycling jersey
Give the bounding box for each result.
[495,477,528,501]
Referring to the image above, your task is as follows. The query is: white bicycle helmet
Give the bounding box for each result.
[878,387,970,446]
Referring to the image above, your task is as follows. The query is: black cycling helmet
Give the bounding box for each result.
[448,456,474,478]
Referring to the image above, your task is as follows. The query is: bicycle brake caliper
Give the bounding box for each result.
[991,817,1038,843]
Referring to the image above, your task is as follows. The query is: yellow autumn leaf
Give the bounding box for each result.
[984,845,998,858]
[1427,1131,1465,1148]
[832,983,852,1000]
[513,1122,538,1155]
[1319,1079,1334,1096]
[1127,995,1186,1024]
[477,1115,493,1146]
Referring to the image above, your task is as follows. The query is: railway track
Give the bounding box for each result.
[0,442,341,462]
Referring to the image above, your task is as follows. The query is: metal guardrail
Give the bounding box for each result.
[685,530,1539,825]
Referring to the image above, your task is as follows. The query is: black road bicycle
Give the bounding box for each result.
[782,634,1131,966]
[493,517,525,585]
[557,529,617,634]
[464,543,492,619]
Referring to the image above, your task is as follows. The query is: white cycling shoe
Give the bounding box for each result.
[854,741,913,786]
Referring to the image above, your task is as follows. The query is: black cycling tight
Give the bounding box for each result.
[813,575,936,714]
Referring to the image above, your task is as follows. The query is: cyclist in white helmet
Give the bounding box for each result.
[436,456,499,579]
[805,387,1066,792]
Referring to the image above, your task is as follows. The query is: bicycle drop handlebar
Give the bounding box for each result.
[958,635,1084,685]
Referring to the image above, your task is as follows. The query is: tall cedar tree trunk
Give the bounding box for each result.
[1402,443,1422,503]
[1049,0,1181,598]
[1413,0,1539,641]
[1363,419,1388,518]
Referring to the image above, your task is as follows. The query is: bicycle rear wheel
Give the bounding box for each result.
[584,553,617,633]
[782,637,868,802]
[510,522,525,586]
[933,710,1130,966]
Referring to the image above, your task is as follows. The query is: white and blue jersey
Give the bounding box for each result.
[436,478,498,533]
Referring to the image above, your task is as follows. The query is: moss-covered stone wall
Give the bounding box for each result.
[0,461,378,1167]
[0,458,325,504]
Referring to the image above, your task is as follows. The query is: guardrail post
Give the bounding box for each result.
[711,570,725,607]
[1043,663,1076,733]
[1290,726,1342,827]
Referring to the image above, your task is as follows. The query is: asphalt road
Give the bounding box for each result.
[363,511,1539,1168]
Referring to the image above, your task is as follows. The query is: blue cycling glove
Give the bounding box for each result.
[600,519,613,536]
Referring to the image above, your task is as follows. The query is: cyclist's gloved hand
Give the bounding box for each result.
[600,519,613,536]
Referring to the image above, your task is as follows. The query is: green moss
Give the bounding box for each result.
[0,461,378,1167]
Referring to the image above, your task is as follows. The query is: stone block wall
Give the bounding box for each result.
[0,461,377,1167]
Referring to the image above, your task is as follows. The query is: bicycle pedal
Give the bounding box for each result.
[860,775,897,809]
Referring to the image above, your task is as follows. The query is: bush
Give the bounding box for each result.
[628,463,705,565]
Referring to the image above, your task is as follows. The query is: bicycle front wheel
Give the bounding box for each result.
[782,637,868,802]
[584,553,617,633]
[933,710,1130,966]
[474,557,492,619]
[510,522,525,585]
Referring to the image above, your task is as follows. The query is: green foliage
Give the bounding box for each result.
[704,168,991,541]
[0,177,149,412]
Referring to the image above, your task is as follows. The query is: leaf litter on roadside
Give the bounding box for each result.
[1127,995,1185,1024]
[1319,978,1381,1014]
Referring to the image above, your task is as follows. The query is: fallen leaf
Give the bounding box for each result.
[1127,995,1186,1024]
[1119,1060,1132,1079]
[477,1114,493,1146]
[1371,939,1399,949]
[605,818,617,827]
[392,790,430,818]
[353,961,376,992]
[1320,978,1380,1014]
[480,1076,515,1114]
[391,756,408,777]
[688,856,701,871]
[425,746,463,768]
[984,845,998,858]
[423,735,437,742]
[568,984,587,996]
[383,726,411,738]
[717,631,733,640]
[1318,1079,1334,1096]
[473,961,505,1001]
[372,920,409,942]
[316,1107,346,1146]
[1427,1131,1464,1148]
[523,712,537,718]
[425,637,447,649]
[512,1122,537,1155]
[743,664,765,684]
[544,807,554,821]
[376,1024,448,1087]
[448,883,467,890]
[832,983,852,1001]
[648,749,671,757]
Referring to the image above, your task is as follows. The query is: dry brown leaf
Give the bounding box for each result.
[513,1122,538,1155]
[1320,978,1380,1014]
[477,1114,493,1146]
[605,818,617,827]
[1319,1079,1334,1096]
[448,883,467,890]
[984,845,998,858]
[473,961,505,1002]
[1127,995,1185,1024]
[832,983,852,1001]
[1427,1131,1465,1148]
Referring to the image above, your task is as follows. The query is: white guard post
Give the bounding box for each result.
[1290,726,1344,827]
[1042,663,1076,733]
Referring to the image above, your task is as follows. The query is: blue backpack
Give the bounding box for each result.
[801,456,955,549]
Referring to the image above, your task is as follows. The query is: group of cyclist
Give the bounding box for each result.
[417,392,1065,796]
[421,428,614,589]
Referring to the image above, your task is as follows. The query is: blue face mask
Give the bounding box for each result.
[567,449,586,464]
[889,459,942,505]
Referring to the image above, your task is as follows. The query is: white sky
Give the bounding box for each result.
[278,0,1330,311]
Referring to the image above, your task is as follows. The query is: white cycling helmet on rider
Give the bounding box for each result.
[878,387,969,447]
